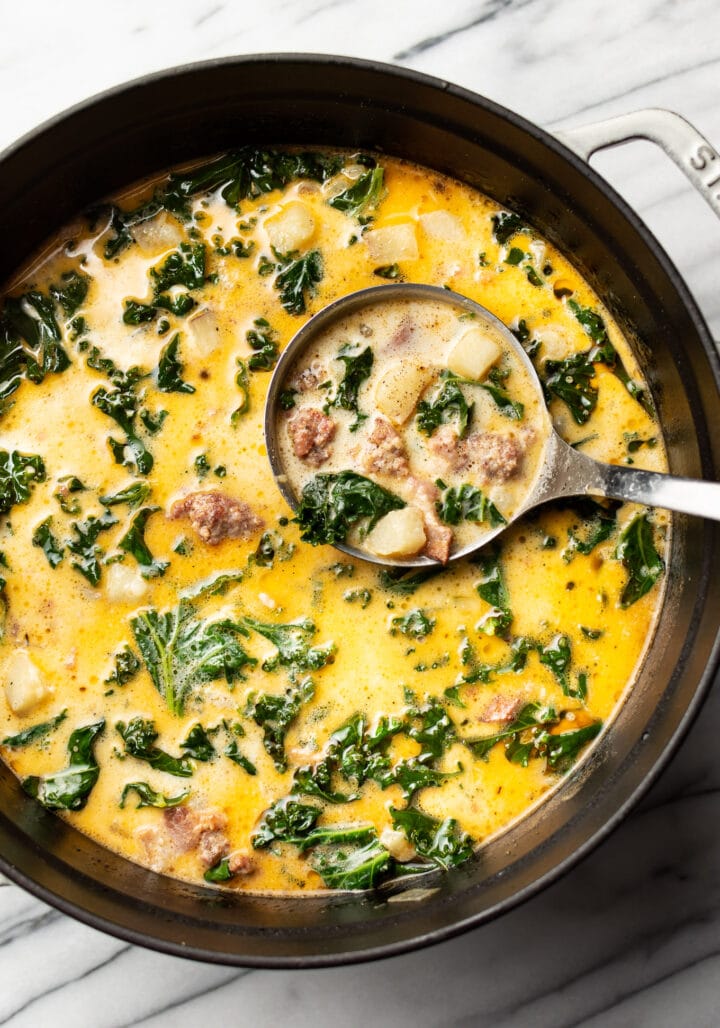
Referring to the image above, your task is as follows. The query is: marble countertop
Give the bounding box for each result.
[1,1,720,1024]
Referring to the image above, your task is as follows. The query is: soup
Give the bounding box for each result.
[0,148,667,891]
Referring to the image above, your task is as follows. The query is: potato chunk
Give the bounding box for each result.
[365,507,426,558]
[3,650,51,715]
[187,308,222,358]
[105,563,148,604]
[374,360,432,426]
[365,223,419,263]
[419,210,465,242]
[447,328,501,381]
[265,203,316,253]
[132,212,184,256]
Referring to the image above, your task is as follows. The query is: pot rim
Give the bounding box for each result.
[1,51,718,969]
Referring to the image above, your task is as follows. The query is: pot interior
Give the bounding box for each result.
[1,55,719,966]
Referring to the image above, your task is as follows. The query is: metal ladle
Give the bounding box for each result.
[264,283,720,567]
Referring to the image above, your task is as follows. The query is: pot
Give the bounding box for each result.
[0,54,718,968]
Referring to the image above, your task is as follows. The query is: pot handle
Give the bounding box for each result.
[555,109,720,219]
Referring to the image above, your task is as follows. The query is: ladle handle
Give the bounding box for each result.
[541,437,720,521]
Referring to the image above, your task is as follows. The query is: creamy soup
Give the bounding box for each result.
[277,294,548,562]
[0,148,667,892]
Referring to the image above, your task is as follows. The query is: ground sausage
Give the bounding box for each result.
[288,407,337,467]
[362,416,410,478]
[409,477,453,564]
[429,426,524,483]
[293,360,326,392]
[164,806,231,869]
[228,850,257,876]
[169,490,263,545]
[478,695,523,723]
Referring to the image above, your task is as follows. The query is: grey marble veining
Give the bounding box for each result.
[1,0,720,1024]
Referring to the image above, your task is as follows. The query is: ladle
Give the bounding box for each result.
[265,283,720,566]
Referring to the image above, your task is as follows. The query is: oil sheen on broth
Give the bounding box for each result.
[0,149,667,892]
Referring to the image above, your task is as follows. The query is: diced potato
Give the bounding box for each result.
[187,308,222,358]
[365,223,418,263]
[419,210,465,243]
[374,360,433,426]
[380,827,418,862]
[536,326,570,363]
[3,650,51,715]
[265,203,316,253]
[105,563,148,604]
[132,212,184,256]
[447,328,501,381]
[365,507,426,559]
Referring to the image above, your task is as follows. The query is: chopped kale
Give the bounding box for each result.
[544,350,598,425]
[390,807,473,870]
[231,359,251,423]
[390,609,435,640]
[436,484,506,528]
[252,796,321,848]
[538,633,572,691]
[224,739,257,775]
[274,250,323,315]
[378,567,444,595]
[118,506,169,578]
[130,602,256,715]
[295,471,405,546]
[474,546,513,636]
[242,616,334,675]
[54,475,86,515]
[157,334,195,393]
[116,717,193,776]
[246,318,279,371]
[92,375,154,476]
[615,512,665,607]
[252,530,295,568]
[325,343,373,430]
[491,211,525,245]
[23,720,105,810]
[0,289,71,401]
[105,645,141,687]
[2,708,67,748]
[310,838,391,889]
[32,517,64,568]
[99,482,152,510]
[49,271,90,317]
[0,450,46,516]
[180,723,216,762]
[468,701,602,773]
[328,166,384,217]
[246,678,315,771]
[416,373,474,438]
[119,781,190,809]
[67,510,118,585]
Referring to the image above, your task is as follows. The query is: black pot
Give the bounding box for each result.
[1,54,719,968]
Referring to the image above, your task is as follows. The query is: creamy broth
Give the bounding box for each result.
[0,149,667,892]
[277,295,549,561]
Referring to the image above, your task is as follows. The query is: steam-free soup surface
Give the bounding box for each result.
[0,149,667,892]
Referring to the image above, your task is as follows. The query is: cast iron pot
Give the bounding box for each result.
[0,54,719,968]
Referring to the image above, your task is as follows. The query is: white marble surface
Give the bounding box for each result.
[1,0,720,1024]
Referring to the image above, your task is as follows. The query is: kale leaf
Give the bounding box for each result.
[157,334,195,393]
[116,717,193,776]
[0,450,46,516]
[99,482,152,510]
[615,512,665,607]
[246,678,315,771]
[436,484,506,528]
[416,373,474,438]
[119,781,190,809]
[468,701,602,773]
[92,374,154,476]
[544,350,598,425]
[0,289,71,401]
[274,250,323,315]
[325,344,373,430]
[252,796,321,848]
[246,318,279,371]
[328,167,384,217]
[118,506,169,578]
[474,545,513,636]
[67,510,118,586]
[32,517,64,568]
[378,567,445,595]
[295,471,405,546]
[390,609,436,640]
[180,723,216,762]
[310,839,391,890]
[2,708,67,748]
[23,719,105,810]
[105,645,141,687]
[491,211,525,245]
[242,616,335,675]
[49,271,90,317]
[390,807,474,870]
[130,602,256,715]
